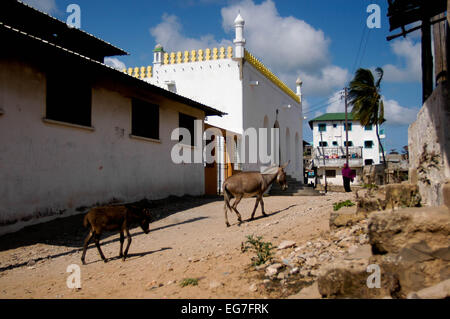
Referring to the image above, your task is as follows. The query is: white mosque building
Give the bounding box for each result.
[125,14,304,193]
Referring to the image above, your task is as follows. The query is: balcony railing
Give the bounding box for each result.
[313,147,363,167]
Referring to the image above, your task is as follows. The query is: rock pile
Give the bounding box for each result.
[255,196,450,299]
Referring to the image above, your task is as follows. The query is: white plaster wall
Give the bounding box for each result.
[317,167,363,186]
[242,63,303,180]
[146,58,304,181]
[0,59,205,235]
[408,84,450,206]
[147,59,243,134]
[312,120,380,165]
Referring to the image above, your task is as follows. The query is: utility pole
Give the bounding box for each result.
[344,87,349,166]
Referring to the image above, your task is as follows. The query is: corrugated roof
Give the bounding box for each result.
[308,113,355,129]
[0,0,128,61]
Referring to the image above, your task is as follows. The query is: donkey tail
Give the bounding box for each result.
[83,213,90,229]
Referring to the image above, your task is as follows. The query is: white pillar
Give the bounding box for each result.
[233,14,246,59]
[153,44,164,65]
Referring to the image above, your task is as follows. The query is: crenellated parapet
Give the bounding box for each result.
[123,65,152,79]
[122,46,234,79]
[244,50,300,104]
[162,46,233,65]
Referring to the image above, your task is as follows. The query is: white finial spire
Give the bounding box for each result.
[233,13,246,59]
[296,76,303,102]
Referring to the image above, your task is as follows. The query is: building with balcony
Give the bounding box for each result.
[308,113,384,186]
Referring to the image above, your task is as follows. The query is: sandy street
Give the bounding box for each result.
[0,192,354,299]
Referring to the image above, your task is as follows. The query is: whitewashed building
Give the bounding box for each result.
[0,1,223,235]
[308,113,383,186]
[126,14,304,191]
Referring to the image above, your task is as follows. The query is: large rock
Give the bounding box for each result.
[368,207,450,297]
[368,206,450,255]
[384,183,421,209]
[407,279,450,299]
[329,207,366,229]
[317,256,392,298]
[355,183,421,213]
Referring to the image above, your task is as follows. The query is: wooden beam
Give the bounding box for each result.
[422,9,433,102]
[433,13,447,84]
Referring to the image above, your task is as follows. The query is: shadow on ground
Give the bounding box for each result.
[0,195,222,253]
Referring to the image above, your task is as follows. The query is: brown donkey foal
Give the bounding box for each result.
[81,205,151,265]
[222,162,289,227]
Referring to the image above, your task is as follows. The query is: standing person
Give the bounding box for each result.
[342,163,355,192]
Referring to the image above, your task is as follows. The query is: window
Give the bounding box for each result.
[131,99,159,140]
[365,124,373,131]
[364,140,374,148]
[344,141,353,146]
[319,141,328,147]
[318,123,326,132]
[46,70,91,127]
[344,123,352,131]
[365,159,374,165]
[179,112,196,146]
[333,124,337,128]
[325,170,336,178]
[332,141,338,146]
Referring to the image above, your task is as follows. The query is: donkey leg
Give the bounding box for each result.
[260,196,267,216]
[94,233,107,263]
[123,228,132,261]
[224,202,230,227]
[249,197,260,220]
[119,231,124,258]
[81,230,94,265]
[231,195,243,224]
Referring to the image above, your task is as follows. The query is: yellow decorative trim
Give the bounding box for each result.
[219,47,225,59]
[123,66,152,78]
[244,49,300,104]
[227,46,233,59]
[125,46,235,80]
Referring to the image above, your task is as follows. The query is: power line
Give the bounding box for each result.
[303,95,342,115]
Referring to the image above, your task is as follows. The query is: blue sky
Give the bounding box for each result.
[24,0,422,153]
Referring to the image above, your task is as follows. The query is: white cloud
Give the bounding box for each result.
[21,0,58,14]
[104,57,126,71]
[321,92,418,125]
[150,13,231,52]
[380,38,421,82]
[382,98,418,125]
[149,0,348,97]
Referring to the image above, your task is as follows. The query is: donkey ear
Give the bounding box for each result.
[280,161,290,169]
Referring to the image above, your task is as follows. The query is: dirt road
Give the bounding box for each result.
[0,192,353,298]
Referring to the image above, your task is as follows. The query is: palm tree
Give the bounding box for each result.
[348,67,387,167]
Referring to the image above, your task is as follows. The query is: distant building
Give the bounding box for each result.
[126,14,304,193]
[0,1,223,235]
[308,112,384,186]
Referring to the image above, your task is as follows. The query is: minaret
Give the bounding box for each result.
[233,13,246,59]
[296,76,303,104]
[153,44,165,65]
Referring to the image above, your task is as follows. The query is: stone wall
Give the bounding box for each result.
[408,83,450,206]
